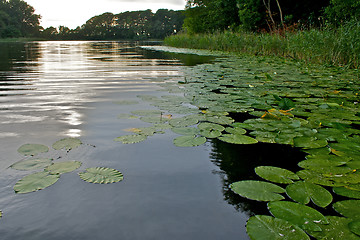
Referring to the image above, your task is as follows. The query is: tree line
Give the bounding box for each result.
[0,0,184,40]
[184,0,360,33]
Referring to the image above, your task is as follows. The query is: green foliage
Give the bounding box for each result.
[79,167,124,184]
[230,180,285,201]
[17,144,49,156]
[10,158,53,171]
[325,0,360,24]
[14,172,60,194]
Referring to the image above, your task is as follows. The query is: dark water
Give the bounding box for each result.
[0,41,252,240]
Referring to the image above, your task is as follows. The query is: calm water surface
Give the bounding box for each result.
[0,41,251,239]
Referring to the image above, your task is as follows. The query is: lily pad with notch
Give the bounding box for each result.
[173,135,206,147]
[14,171,60,194]
[17,144,49,156]
[79,167,124,184]
[52,138,82,151]
[255,166,299,184]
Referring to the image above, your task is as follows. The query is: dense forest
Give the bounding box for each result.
[0,0,184,40]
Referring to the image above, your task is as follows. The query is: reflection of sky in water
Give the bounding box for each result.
[0,41,182,139]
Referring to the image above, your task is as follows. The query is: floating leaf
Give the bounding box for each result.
[307,216,360,240]
[225,126,246,135]
[169,117,198,127]
[131,109,162,116]
[172,127,199,135]
[205,115,234,125]
[52,138,82,151]
[114,134,147,144]
[333,200,360,219]
[173,135,206,147]
[294,137,328,149]
[255,166,299,184]
[10,158,53,171]
[79,167,123,184]
[14,172,59,194]
[349,220,360,236]
[286,181,333,208]
[219,134,258,144]
[199,129,222,138]
[268,201,329,232]
[230,180,285,202]
[333,187,360,199]
[45,161,82,174]
[140,116,168,124]
[198,122,225,132]
[246,215,310,240]
[17,144,49,156]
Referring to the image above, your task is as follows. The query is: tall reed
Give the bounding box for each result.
[164,20,360,69]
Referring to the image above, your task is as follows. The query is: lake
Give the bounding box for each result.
[0,41,254,240]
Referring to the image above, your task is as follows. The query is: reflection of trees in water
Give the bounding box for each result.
[209,139,307,216]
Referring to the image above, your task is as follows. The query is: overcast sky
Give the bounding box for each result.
[26,0,186,29]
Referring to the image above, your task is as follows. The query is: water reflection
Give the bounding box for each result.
[209,139,307,216]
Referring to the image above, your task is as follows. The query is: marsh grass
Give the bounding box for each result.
[165,20,360,69]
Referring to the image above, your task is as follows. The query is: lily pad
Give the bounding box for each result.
[349,220,360,236]
[45,161,82,174]
[230,180,285,202]
[131,109,163,116]
[10,158,53,171]
[17,144,49,156]
[199,129,222,138]
[14,171,60,194]
[52,138,82,151]
[172,127,200,135]
[268,201,329,232]
[173,135,206,147]
[294,137,328,149]
[333,200,360,219]
[169,117,198,127]
[225,126,247,135]
[219,134,258,144]
[255,166,299,184]
[246,215,310,240]
[79,167,124,184]
[114,134,147,144]
[286,181,333,208]
[307,216,360,240]
[333,187,360,199]
[198,122,225,132]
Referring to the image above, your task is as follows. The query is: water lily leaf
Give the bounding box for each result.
[17,144,49,156]
[10,158,53,171]
[333,187,360,199]
[205,115,234,125]
[297,170,360,187]
[114,134,147,144]
[349,220,360,236]
[14,172,60,194]
[333,200,360,219]
[225,126,246,135]
[52,138,82,151]
[230,180,285,202]
[246,215,310,240]
[255,166,299,184]
[294,137,328,149]
[173,135,206,147]
[268,201,329,232]
[140,116,168,124]
[45,161,82,174]
[279,98,295,110]
[219,134,258,144]
[307,216,360,240]
[79,167,123,184]
[199,129,222,138]
[172,127,199,135]
[131,109,163,116]
[286,181,333,208]
[169,117,198,127]
[198,122,225,132]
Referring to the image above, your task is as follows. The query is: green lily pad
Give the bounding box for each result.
[52,138,82,151]
[17,144,49,156]
[78,167,124,184]
[268,201,329,232]
[246,215,310,240]
[140,116,168,124]
[307,216,360,240]
[349,220,360,236]
[333,187,360,199]
[255,166,299,184]
[14,172,60,194]
[199,129,222,138]
[286,181,333,208]
[131,109,163,116]
[225,126,247,135]
[205,115,234,125]
[45,161,82,174]
[172,127,200,135]
[10,158,53,171]
[294,137,328,149]
[230,180,285,202]
[114,134,147,144]
[333,200,360,219]
[198,122,225,132]
[173,135,206,147]
[169,117,198,127]
[219,134,258,144]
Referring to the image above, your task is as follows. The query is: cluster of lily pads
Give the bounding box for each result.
[114,53,360,239]
[11,138,124,195]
